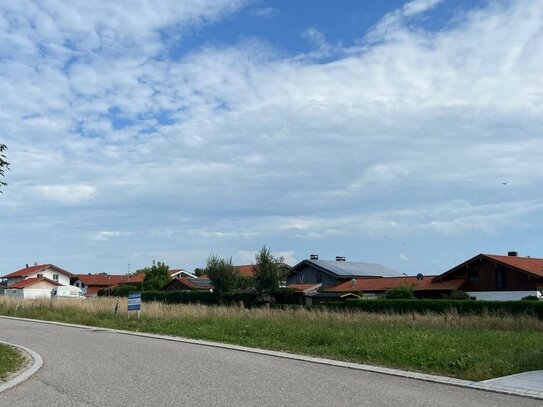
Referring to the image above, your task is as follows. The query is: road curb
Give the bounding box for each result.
[1,315,541,400]
[0,339,43,394]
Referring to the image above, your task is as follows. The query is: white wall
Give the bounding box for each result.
[72,279,88,295]
[23,267,70,286]
[23,288,54,299]
[466,291,541,301]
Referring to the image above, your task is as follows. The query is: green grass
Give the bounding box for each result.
[1,297,542,381]
[0,343,24,382]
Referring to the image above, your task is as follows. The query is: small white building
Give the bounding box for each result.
[4,277,62,299]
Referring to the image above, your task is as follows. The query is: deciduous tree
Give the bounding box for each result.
[254,246,287,292]
[205,255,236,295]
[141,261,171,291]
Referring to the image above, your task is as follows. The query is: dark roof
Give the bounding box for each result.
[291,259,402,279]
[7,277,62,289]
[74,274,129,286]
[436,253,543,281]
[163,277,213,291]
[3,264,74,279]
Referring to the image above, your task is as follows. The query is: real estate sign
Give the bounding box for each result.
[127,292,141,311]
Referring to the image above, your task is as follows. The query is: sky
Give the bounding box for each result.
[1,0,543,276]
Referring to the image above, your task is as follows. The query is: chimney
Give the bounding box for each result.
[309,254,319,260]
[25,264,29,268]
[507,251,518,257]
[335,256,346,261]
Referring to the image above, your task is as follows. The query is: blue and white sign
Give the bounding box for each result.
[127,292,142,311]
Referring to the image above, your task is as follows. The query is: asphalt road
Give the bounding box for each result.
[0,318,540,407]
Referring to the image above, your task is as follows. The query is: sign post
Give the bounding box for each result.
[127,292,142,320]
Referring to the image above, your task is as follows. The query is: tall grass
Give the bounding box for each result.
[1,297,542,381]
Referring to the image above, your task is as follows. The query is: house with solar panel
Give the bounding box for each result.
[286,255,403,289]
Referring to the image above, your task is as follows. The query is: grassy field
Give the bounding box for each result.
[0,297,542,381]
[0,343,24,382]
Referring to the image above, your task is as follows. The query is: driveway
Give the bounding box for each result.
[0,318,540,407]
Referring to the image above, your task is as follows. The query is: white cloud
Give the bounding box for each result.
[1,0,543,274]
[250,7,278,18]
[90,231,130,241]
[34,185,96,203]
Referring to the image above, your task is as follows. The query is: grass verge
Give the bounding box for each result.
[0,297,542,381]
[0,343,25,382]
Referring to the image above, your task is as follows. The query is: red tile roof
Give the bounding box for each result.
[234,265,256,278]
[329,276,465,292]
[484,254,543,278]
[3,264,74,279]
[286,284,321,293]
[6,277,62,289]
[74,274,129,286]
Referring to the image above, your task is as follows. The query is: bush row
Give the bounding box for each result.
[100,288,299,307]
[329,299,543,318]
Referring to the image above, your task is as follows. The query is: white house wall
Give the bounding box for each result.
[466,291,541,301]
[23,288,54,299]
[23,267,70,286]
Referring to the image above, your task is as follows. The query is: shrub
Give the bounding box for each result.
[521,295,540,301]
[385,285,415,299]
[444,290,471,301]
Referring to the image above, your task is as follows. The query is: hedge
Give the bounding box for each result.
[102,289,298,307]
[329,299,543,319]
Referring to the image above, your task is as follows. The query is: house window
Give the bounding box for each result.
[468,270,479,283]
[317,274,322,284]
[37,273,43,278]
[297,274,305,283]
[52,274,59,282]
[496,268,507,290]
[81,283,85,288]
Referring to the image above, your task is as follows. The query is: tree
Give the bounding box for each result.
[0,144,9,192]
[254,245,287,292]
[193,267,206,277]
[204,255,236,295]
[141,261,171,291]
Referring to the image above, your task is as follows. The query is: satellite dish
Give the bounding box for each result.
[416,273,424,281]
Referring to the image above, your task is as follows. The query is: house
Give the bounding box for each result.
[163,277,213,292]
[234,265,256,278]
[4,277,62,299]
[169,269,198,279]
[3,264,73,287]
[71,274,130,297]
[116,268,189,288]
[433,252,543,300]
[328,275,465,299]
[286,256,403,289]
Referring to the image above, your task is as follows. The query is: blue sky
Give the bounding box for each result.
[1,0,543,276]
